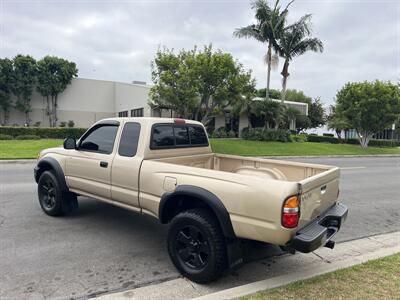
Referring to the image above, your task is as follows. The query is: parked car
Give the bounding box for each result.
[34,117,348,283]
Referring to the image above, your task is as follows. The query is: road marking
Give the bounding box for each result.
[340,167,366,170]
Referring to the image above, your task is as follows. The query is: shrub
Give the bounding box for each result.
[67,120,75,128]
[243,128,292,142]
[212,127,230,138]
[15,135,41,140]
[307,135,400,147]
[291,134,307,143]
[0,134,13,140]
[59,122,67,127]
[323,133,335,137]
[0,127,87,139]
[307,135,340,144]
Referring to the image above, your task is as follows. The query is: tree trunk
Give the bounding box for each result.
[25,111,30,126]
[266,42,272,100]
[357,130,372,148]
[280,59,290,103]
[53,94,58,127]
[3,109,9,125]
[46,96,53,127]
[336,129,342,143]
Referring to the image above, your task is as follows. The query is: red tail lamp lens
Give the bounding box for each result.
[282,196,300,228]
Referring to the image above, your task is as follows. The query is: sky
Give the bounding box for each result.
[1,0,399,106]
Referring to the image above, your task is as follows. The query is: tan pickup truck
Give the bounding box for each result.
[34,117,348,282]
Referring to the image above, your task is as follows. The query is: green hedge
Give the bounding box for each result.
[243,128,292,142]
[0,134,13,140]
[211,127,236,138]
[15,135,41,140]
[0,127,87,139]
[307,135,340,144]
[307,135,400,147]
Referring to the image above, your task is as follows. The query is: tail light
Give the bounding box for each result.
[282,195,300,228]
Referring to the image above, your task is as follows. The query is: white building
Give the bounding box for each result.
[4,78,308,137]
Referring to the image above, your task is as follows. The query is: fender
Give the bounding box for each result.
[34,157,69,192]
[159,185,236,239]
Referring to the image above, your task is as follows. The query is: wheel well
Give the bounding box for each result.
[160,195,213,224]
[35,161,54,181]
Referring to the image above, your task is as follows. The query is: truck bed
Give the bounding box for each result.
[152,153,340,227]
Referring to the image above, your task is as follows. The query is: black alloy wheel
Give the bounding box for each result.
[175,225,210,270]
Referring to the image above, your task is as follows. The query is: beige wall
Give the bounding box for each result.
[5,78,151,128]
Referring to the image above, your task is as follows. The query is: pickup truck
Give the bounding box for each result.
[34,117,348,283]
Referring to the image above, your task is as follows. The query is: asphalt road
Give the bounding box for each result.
[0,157,399,299]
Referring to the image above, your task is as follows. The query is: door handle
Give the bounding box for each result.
[100,161,108,168]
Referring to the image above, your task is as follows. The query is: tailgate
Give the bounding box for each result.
[298,167,340,228]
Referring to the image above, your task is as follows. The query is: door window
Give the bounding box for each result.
[78,125,118,154]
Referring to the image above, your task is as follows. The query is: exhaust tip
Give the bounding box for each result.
[325,240,335,249]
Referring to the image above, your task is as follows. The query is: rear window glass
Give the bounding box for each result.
[174,126,190,145]
[151,124,208,149]
[189,126,208,145]
[118,122,141,157]
[152,125,174,147]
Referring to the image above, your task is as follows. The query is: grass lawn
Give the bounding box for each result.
[211,138,400,156]
[0,139,63,159]
[241,252,400,300]
[0,138,399,159]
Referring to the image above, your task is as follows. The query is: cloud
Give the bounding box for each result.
[0,0,398,106]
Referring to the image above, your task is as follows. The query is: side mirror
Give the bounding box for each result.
[63,137,76,150]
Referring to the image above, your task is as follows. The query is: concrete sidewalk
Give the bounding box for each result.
[94,231,400,300]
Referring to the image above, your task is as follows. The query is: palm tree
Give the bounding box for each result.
[277,14,323,103]
[252,99,283,129]
[234,0,294,100]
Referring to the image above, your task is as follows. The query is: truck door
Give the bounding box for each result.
[111,122,142,209]
[65,122,119,199]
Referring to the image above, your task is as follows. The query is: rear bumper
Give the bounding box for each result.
[288,202,348,253]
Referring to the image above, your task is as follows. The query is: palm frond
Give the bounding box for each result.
[233,25,266,42]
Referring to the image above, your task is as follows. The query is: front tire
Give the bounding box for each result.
[167,209,227,283]
[37,171,77,216]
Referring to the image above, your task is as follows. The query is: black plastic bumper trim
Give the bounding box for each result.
[288,202,348,253]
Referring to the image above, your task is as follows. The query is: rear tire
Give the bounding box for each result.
[37,170,77,216]
[167,208,227,283]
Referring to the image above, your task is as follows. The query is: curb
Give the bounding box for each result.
[192,244,400,300]
[93,231,400,300]
[0,159,36,164]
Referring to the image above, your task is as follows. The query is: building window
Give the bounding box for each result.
[118,111,128,117]
[131,108,144,117]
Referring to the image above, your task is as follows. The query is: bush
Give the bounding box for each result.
[323,133,335,137]
[211,127,236,138]
[307,135,400,147]
[15,135,41,140]
[291,134,308,143]
[0,127,87,139]
[67,120,75,128]
[243,128,292,142]
[307,135,340,144]
[59,122,67,127]
[0,134,13,140]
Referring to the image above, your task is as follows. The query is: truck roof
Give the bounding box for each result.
[98,117,204,126]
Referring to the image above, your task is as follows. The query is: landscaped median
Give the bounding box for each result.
[1,138,400,160]
[240,253,400,300]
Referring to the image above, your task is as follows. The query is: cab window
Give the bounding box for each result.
[118,122,141,157]
[151,124,208,149]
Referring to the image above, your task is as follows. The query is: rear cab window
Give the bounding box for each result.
[118,122,141,157]
[151,123,208,149]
